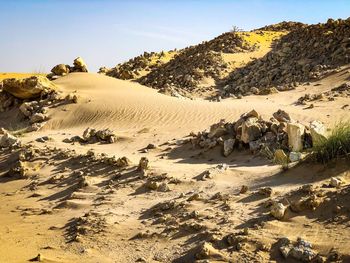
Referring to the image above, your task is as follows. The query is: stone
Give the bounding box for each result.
[249,140,261,152]
[241,117,262,143]
[158,182,170,192]
[73,57,88,72]
[82,127,96,141]
[195,242,226,260]
[258,187,273,197]
[250,87,259,95]
[273,109,292,123]
[146,143,157,149]
[274,149,288,164]
[239,185,248,194]
[290,195,322,212]
[208,119,226,138]
[242,109,260,119]
[19,102,32,117]
[81,128,116,143]
[145,180,159,190]
[115,157,131,167]
[95,128,116,143]
[280,244,293,258]
[287,122,305,151]
[330,177,342,188]
[223,138,235,156]
[0,131,21,148]
[270,202,286,220]
[138,157,149,171]
[289,151,302,162]
[2,76,57,99]
[309,120,327,145]
[51,64,70,76]
[36,136,50,143]
[30,113,47,124]
[188,193,201,201]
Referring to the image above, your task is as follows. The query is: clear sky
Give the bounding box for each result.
[0,0,349,72]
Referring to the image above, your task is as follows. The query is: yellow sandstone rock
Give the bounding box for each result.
[2,76,56,99]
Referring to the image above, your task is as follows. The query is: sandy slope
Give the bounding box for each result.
[49,72,349,130]
[0,72,350,262]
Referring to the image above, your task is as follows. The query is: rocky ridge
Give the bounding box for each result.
[255,21,307,32]
[100,50,178,80]
[224,18,350,96]
[138,31,259,97]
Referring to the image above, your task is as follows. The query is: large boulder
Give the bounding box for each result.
[51,64,70,76]
[241,117,262,143]
[72,57,88,72]
[309,120,327,145]
[2,76,56,99]
[287,122,305,151]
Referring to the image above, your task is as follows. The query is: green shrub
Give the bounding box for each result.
[312,122,350,163]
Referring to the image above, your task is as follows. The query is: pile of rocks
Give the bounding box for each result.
[224,18,350,97]
[189,109,326,161]
[47,57,88,80]
[0,76,76,132]
[297,82,350,105]
[278,237,318,262]
[100,51,177,80]
[64,127,117,144]
[138,32,257,96]
[255,21,307,32]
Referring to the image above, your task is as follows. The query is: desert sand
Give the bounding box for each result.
[0,70,349,262]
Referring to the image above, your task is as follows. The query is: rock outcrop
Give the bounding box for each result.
[47,57,88,80]
[224,18,350,96]
[139,32,257,96]
[2,76,57,99]
[100,51,177,80]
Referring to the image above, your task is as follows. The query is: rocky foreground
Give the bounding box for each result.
[0,72,349,261]
[0,117,349,262]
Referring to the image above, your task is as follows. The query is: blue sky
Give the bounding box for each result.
[0,0,349,72]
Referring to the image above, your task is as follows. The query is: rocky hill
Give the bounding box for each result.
[223,18,350,96]
[138,31,283,97]
[255,21,307,32]
[100,50,178,80]
[100,27,286,98]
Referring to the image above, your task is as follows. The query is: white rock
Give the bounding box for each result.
[310,120,327,145]
[270,202,286,220]
[330,177,342,188]
[289,151,302,162]
[287,122,305,151]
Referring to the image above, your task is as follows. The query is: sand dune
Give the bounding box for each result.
[48,72,349,134]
